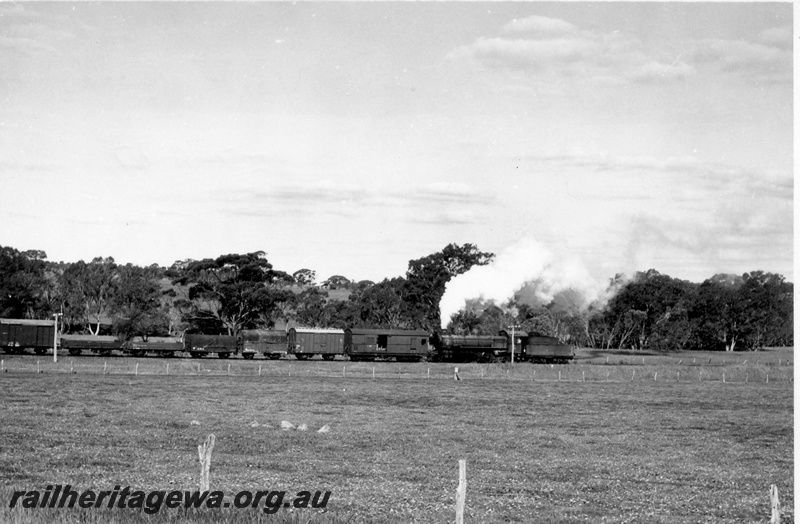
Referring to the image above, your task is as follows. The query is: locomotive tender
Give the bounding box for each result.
[0,318,574,363]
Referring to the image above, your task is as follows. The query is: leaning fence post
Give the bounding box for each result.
[455,459,466,524]
[770,484,780,523]
[454,367,460,381]
[198,434,215,492]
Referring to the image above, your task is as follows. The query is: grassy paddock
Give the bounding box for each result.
[0,353,793,523]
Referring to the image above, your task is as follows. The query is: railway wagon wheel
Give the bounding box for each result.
[217,352,230,359]
[130,350,145,358]
[242,353,255,360]
[34,348,47,355]
[321,354,336,361]
[268,353,281,360]
[68,348,82,356]
[294,354,311,361]
[98,349,113,357]
[159,351,174,358]
[190,351,205,358]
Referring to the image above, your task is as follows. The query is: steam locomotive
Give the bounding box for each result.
[0,318,574,363]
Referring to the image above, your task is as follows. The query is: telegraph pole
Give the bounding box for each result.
[507,324,520,365]
[52,313,62,363]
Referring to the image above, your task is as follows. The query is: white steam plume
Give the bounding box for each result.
[439,238,609,329]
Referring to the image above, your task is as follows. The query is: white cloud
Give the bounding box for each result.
[449,15,790,87]
[757,27,792,49]
[692,37,791,82]
[501,15,577,36]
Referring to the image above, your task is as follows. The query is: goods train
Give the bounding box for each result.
[0,318,574,363]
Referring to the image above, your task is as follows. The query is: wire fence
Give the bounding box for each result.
[0,357,792,384]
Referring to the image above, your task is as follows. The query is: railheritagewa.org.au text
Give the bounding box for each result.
[9,485,331,514]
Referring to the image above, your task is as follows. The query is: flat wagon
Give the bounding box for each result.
[344,328,429,362]
[0,318,55,355]
[240,330,287,360]
[287,328,344,360]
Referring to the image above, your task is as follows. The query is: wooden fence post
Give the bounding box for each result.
[198,434,215,492]
[455,459,466,524]
[770,484,780,523]
[135,363,138,376]
[454,367,460,381]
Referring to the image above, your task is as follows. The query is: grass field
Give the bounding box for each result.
[0,348,793,523]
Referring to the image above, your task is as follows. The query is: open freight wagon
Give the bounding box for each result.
[240,330,287,360]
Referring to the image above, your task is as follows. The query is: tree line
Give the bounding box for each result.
[0,244,792,351]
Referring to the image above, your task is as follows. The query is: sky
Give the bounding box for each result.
[0,2,793,285]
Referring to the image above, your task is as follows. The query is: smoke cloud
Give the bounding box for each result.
[439,238,612,329]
